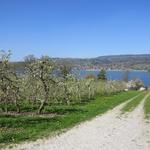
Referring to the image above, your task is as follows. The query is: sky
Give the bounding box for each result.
[0,0,150,60]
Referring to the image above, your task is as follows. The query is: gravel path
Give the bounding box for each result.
[5,93,150,150]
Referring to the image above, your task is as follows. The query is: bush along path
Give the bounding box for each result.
[4,91,150,150]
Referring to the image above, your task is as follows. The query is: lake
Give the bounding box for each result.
[76,70,150,87]
[17,69,150,86]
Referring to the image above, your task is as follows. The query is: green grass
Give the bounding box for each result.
[0,91,139,147]
[144,93,150,119]
[121,91,147,113]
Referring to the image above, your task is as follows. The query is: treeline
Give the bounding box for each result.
[0,50,126,114]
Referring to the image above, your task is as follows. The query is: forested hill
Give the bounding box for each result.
[53,54,150,70]
[12,54,150,71]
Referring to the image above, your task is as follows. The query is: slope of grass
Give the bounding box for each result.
[121,91,147,113]
[0,91,139,148]
[144,93,150,119]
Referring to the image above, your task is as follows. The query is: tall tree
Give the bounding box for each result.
[0,50,21,113]
[97,69,107,80]
[26,56,55,114]
[59,62,72,105]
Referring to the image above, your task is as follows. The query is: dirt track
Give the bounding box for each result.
[5,93,150,150]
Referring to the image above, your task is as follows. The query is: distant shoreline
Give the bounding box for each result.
[84,69,148,72]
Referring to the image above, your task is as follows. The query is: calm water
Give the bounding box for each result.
[76,70,150,87]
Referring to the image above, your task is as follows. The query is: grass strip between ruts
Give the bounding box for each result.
[121,91,147,113]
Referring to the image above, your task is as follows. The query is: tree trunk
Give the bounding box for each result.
[38,100,45,114]
[37,87,48,114]
[15,100,20,113]
[88,86,91,99]
[64,84,70,105]
[4,98,8,113]
[38,77,49,114]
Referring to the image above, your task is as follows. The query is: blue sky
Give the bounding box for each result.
[0,0,150,60]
